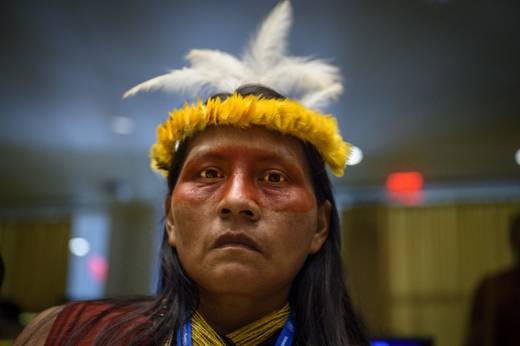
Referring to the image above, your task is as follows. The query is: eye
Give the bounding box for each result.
[200,168,223,179]
[262,171,286,184]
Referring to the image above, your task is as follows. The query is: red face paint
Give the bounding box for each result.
[174,145,316,213]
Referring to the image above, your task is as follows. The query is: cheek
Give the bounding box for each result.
[169,200,206,253]
[266,210,318,258]
[258,186,316,213]
[172,182,215,205]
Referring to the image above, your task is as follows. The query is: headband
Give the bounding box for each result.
[152,94,350,177]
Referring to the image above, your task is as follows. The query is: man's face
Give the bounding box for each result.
[166,126,330,300]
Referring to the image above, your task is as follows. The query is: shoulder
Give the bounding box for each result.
[14,305,65,346]
[15,301,132,346]
[16,300,153,345]
[479,268,518,289]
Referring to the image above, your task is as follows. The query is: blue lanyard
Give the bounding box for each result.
[273,312,295,346]
[176,318,191,346]
[176,312,295,346]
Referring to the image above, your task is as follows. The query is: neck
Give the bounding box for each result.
[197,288,290,335]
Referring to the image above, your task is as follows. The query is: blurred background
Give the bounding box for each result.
[1,0,519,345]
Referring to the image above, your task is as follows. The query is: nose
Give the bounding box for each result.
[218,172,261,222]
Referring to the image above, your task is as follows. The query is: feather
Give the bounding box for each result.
[186,49,249,82]
[185,49,250,93]
[243,0,292,73]
[123,68,213,99]
[262,57,341,95]
[300,83,343,110]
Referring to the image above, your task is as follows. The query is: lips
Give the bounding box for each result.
[213,233,261,252]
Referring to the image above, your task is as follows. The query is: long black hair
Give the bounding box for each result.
[25,85,369,346]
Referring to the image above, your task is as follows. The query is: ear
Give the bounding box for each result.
[164,197,176,248]
[308,200,331,254]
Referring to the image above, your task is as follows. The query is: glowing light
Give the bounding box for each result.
[87,256,108,283]
[386,171,424,205]
[386,171,424,193]
[111,116,134,135]
[516,148,520,166]
[347,146,363,166]
[69,237,90,257]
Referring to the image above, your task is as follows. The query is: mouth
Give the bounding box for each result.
[213,233,261,252]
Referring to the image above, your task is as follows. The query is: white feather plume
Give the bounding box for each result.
[261,57,341,94]
[186,49,250,91]
[123,0,343,110]
[243,0,292,73]
[123,68,210,99]
[300,83,343,110]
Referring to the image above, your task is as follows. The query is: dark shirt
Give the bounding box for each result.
[466,266,520,346]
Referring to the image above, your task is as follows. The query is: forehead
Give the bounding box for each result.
[184,126,309,168]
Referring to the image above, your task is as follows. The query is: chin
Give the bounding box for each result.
[200,264,272,294]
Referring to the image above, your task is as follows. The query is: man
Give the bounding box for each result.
[466,213,520,346]
[16,2,369,345]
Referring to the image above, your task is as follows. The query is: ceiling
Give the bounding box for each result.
[1,0,519,207]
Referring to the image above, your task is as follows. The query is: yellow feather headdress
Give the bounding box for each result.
[152,94,350,177]
[124,1,352,177]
